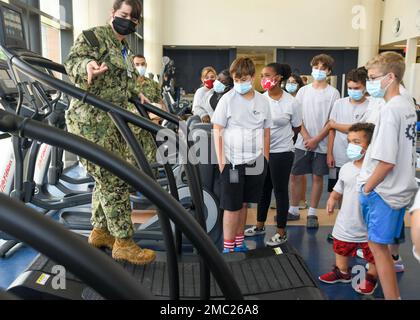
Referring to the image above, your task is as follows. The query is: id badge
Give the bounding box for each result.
[230,168,239,184]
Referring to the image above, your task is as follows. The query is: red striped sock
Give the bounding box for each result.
[235,235,245,248]
[224,239,235,252]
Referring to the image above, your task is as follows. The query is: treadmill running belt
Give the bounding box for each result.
[10,245,325,300]
[82,247,324,300]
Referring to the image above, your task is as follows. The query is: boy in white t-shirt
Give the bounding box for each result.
[358,52,418,300]
[330,83,416,272]
[320,123,378,295]
[327,68,369,192]
[289,54,340,228]
[212,57,272,253]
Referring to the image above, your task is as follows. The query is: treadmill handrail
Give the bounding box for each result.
[130,98,180,126]
[0,110,244,300]
[1,45,162,135]
[0,193,153,300]
[2,45,210,299]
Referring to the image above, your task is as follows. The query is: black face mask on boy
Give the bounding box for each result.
[112,16,137,36]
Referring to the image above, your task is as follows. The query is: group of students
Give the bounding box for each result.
[192,52,419,300]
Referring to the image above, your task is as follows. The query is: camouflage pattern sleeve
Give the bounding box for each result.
[151,80,162,104]
[129,73,142,98]
[64,28,106,88]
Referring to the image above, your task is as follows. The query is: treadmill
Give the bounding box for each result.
[0,110,325,300]
[0,2,223,252]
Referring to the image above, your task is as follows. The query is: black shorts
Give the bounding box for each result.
[291,149,329,176]
[219,156,268,212]
[328,167,341,193]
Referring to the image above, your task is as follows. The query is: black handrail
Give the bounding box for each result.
[2,45,211,299]
[0,193,153,300]
[0,110,243,300]
[110,113,180,300]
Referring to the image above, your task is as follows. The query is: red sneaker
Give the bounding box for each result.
[319,266,352,284]
[354,274,378,295]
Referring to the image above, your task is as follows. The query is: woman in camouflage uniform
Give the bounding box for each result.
[65,0,156,265]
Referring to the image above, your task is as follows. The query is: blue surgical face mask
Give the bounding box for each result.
[234,81,253,95]
[286,83,298,94]
[213,80,227,93]
[136,66,147,77]
[366,74,393,99]
[348,89,365,101]
[347,143,364,161]
[312,68,327,81]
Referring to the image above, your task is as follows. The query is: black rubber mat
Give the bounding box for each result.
[82,248,321,300]
[21,244,324,300]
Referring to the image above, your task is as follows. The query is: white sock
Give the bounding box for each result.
[289,206,299,215]
[308,207,317,217]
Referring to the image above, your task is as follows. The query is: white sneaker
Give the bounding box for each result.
[266,233,288,247]
[393,256,405,273]
[365,255,405,273]
[244,226,266,237]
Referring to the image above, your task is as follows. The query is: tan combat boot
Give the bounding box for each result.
[88,228,115,250]
[112,238,156,266]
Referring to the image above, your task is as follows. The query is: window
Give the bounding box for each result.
[39,0,61,63]
[41,17,61,63]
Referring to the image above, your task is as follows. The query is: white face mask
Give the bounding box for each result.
[136,66,147,77]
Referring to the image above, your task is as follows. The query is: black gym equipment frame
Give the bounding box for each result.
[0,193,153,300]
[0,110,243,300]
[0,46,325,302]
[1,45,213,300]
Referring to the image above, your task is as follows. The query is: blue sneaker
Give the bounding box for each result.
[223,248,233,254]
[234,242,249,253]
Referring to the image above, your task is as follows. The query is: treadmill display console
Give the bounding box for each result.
[0,3,26,49]
[3,8,24,40]
[0,68,17,97]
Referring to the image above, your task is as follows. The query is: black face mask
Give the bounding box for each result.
[112,16,137,36]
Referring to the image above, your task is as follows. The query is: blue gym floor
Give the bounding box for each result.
[1,226,419,300]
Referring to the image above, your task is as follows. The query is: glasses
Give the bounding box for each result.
[367,74,386,81]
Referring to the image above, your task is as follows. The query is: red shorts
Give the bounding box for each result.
[333,239,375,264]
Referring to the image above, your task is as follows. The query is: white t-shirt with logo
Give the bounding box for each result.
[358,95,418,209]
[212,90,273,166]
[333,162,368,243]
[330,98,369,167]
[295,84,340,154]
[264,91,302,154]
